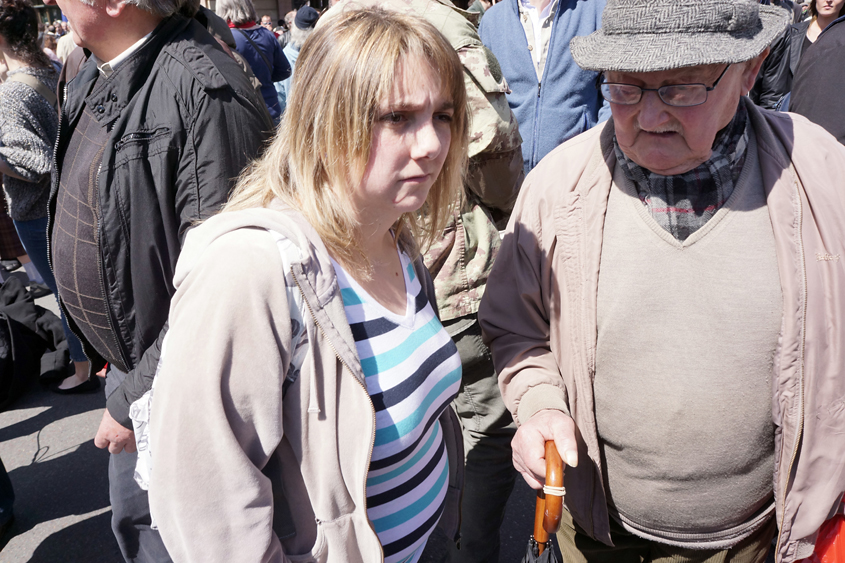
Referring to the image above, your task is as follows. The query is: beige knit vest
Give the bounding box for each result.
[594,132,782,548]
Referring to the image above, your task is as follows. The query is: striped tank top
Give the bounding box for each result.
[332,250,461,563]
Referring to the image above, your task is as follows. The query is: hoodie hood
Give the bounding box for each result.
[175,200,336,305]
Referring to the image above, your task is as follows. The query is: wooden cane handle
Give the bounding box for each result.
[532,441,565,554]
[543,441,564,534]
[533,490,549,551]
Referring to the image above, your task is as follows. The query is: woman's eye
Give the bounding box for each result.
[436,112,454,123]
[382,112,405,124]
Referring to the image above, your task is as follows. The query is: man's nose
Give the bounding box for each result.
[636,90,672,130]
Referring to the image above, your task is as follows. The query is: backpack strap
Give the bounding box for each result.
[6,73,58,110]
[235,29,273,77]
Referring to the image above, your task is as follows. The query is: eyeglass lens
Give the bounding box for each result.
[600,83,708,107]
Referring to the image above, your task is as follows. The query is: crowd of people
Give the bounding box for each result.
[0,0,843,562]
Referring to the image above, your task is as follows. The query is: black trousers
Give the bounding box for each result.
[106,367,172,563]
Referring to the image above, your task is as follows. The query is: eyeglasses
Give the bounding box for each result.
[599,64,732,108]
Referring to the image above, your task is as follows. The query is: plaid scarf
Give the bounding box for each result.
[614,102,749,241]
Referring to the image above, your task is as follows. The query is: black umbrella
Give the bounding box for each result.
[521,441,564,563]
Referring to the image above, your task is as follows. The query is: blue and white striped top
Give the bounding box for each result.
[332,250,461,563]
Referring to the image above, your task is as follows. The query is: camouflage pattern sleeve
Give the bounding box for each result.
[459,43,524,215]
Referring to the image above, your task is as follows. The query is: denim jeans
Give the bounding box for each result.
[13,217,87,363]
[442,315,517,563]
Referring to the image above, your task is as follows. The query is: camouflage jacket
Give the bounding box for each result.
[325,0,524,321]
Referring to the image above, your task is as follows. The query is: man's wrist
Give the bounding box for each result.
[106,393,134,430]
[516,383,569,425]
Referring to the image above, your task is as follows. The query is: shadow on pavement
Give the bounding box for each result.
[0,378,121,561]
[28,510,119,563]
[8,440,110,532]
[0,381,104,445]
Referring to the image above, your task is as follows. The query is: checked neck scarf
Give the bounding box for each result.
[614,102,749,241]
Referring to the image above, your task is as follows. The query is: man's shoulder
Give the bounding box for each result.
[153,17,255,94]
[527,122,611,191]
[749,103,844,159]
[478,0,515,29]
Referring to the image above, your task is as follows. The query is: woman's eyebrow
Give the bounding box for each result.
[386,99,455,111]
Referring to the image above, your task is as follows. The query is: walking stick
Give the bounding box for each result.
[533,441,564,556]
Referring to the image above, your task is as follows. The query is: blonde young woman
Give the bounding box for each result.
[148,8,469,563]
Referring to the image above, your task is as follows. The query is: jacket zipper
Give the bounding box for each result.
[92,155,130,371]
[291,269,385,562]
[46,83,68,275]
[530,6,557,170]
[775,180,807,559]
[47,86,91,368]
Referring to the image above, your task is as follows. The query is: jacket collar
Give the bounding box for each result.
[64,14,230,126]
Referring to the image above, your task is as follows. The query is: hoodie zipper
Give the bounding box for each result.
[775,180,808,559]
[290,269,385,562]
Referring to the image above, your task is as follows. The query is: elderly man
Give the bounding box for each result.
[479,1,845,562]
[41,0,272,559]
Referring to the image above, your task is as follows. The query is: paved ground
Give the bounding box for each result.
[0,278,546,562]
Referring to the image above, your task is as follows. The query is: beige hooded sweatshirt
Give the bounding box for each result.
[148,203,464,562]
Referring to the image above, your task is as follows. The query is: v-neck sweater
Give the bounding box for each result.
[594,130,782,548]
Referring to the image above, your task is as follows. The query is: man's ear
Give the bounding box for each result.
[741,48,769,93]
[105,0,127,18]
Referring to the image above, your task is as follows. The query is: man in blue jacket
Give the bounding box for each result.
[479,0,610,173]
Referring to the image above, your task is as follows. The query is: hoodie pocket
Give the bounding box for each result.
[286,512,380,563]
[286,521,326,563]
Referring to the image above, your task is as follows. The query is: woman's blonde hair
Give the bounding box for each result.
[224,7,468,273]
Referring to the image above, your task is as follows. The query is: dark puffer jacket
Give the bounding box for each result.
[47,14,273,427]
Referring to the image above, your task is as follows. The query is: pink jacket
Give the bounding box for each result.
[479,100,845,562]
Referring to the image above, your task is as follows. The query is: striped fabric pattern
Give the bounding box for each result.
[333,251,461,563]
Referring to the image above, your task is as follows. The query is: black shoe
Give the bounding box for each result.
[28,282,52,299]
[0,259,21,272]
[51,376,101,395]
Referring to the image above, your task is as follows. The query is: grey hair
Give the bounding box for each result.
[215,0,257,25]
[289,24,313,49]
[77,0,189,17]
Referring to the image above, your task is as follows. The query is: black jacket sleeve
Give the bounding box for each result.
[106,71,272,429]
[751,26,791,110]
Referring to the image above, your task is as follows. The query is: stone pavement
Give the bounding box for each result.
[0,282,540,563]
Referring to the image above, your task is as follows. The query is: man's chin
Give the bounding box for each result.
[625,146,705,176]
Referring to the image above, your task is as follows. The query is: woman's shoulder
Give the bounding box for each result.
[0,68,58,110]
[176,206,330,290]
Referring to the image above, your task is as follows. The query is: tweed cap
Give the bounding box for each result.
[570,0,791,73]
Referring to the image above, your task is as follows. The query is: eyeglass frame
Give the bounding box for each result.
[597,64,733,108]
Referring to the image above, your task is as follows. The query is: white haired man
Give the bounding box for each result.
[480,1,845,562]
[40,0,273,559]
